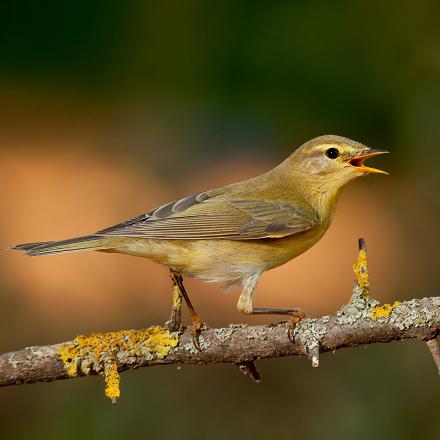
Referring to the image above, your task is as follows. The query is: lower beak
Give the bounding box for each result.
[349,149,389,175]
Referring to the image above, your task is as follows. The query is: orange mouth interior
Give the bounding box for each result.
[349,150,389,175]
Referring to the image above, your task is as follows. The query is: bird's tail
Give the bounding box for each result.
[10,234,110,256]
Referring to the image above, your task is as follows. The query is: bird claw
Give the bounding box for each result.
[190,317,208,351]
[287,311,306,343]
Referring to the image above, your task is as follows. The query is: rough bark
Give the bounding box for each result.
[0,296,439,387]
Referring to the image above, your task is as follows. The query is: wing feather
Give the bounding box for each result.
[97,192,318,240]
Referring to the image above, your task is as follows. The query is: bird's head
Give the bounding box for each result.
[288,135,389,189]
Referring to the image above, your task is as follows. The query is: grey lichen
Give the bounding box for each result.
[337,282,436,334]
[337,283,380,325]
[228,323,248,329]
[246,327,268,341]
[214,328,235,343]
[181,335,211,353]
[293,318,329,367]
[320,315,332,324]
[387,299,437,330]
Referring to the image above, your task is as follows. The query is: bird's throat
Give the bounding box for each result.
[303,181,343,224]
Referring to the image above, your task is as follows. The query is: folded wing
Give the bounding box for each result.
[97,193,318,240]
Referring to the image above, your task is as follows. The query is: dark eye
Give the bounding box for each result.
[326,148,340,159]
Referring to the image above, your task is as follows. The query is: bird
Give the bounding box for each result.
[11,135,388,349]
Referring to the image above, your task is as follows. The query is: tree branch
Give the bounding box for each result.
[1,239,439,403]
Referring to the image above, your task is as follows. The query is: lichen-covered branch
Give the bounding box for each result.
[1,239,439,403]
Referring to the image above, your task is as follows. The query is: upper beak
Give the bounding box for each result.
[348,148,389,175]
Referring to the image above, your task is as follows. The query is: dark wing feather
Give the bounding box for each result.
[97,189,219,234]
[97,192,318,240]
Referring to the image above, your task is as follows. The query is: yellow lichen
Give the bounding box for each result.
[56,326,179,402]
[57,342,79,377]
[370,301,401,320]
[104,364,120,404]
[353,247,369,297]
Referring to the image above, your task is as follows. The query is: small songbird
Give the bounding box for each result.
[11,135,388,348]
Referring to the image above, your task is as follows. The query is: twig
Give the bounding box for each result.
[236,360,261,382]
[426,339,440,375]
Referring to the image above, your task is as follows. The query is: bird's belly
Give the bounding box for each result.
[262,226,329,269]
[113,223,329,288]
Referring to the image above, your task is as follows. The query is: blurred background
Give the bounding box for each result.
[0,1,439,438]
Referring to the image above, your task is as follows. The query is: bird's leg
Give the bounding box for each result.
[164,273,183,332]
[170,270,207,351]
[250,308,306,343]
[237,273,305,342]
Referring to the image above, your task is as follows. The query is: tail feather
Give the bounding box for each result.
[10,235,109,256]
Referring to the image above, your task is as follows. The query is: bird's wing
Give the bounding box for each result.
[97,191,318,240]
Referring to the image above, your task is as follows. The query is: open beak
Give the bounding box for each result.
[349,149,389,175]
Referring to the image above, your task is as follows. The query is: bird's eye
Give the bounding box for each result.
[325,148,340,159]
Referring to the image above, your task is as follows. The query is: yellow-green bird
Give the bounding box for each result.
[11,135,388,348]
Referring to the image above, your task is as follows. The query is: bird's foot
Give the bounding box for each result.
[190,316,208,351]
[239,305,305,343]
[287,311,306,343]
